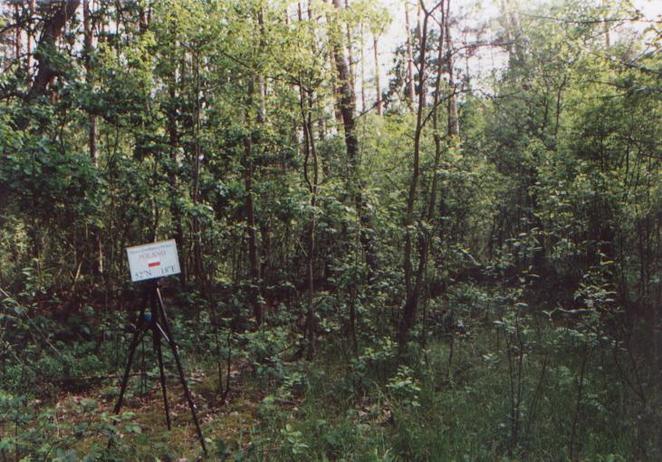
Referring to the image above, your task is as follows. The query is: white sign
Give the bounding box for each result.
[126,239,181,282]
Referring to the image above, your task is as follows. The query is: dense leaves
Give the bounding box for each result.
[0,0,660,460]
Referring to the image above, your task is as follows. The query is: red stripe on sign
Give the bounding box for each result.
[148,261,161,268]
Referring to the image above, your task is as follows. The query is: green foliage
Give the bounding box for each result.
[0,0,660,459]
[386,366,421,408]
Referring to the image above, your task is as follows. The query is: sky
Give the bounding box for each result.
[377,0,661,56]
[355,0,661,105]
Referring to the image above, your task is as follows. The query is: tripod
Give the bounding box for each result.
[112,280,207,454]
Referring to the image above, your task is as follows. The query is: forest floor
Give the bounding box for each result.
[6,318,659,461]
[47,360,266,459]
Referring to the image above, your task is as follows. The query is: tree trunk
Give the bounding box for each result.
[191,49,205,294]
[167,63,186,286]
[415,0,449,347]
[344,0,355,98]
[404,1,416,109]
[325,4,344,129]
[26,0,34,77]
[258,7,267,123]
[498,0,525,66]
[331,0,378,278]
[445,0,459,138]
[244,77,262,327]
[83,0,97,165]
[602,0,611,48]
[83,0,103,275]
[430,1,446,222]
[14,3,21,64]
[373,34,382,115]
[241,6,270,326]
[28,0,80,100]
[331,0,358,173]
[399,1,434,349]
[300,84,319,359]
[359,23,366,113]
[416,2,427,108]
[15,0,80,130]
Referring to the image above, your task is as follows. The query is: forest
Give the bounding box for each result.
[0,0,660,460]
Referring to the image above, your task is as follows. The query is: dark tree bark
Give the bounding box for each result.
[83,0,103,275]
[332,0,358,171]
[27,0,35,77]
[444,0,459,138]
[191,49,205,294]
[243,4,268,327]
[13,2,20,64]
[418,0,448,348]
[359,23,366,113]
[300,84,320,358]
[373,33,383,115]
[12,0,79,130]
[331,0,379,278]
[344,0,355,98]
[244,71,263,327]
[257,6,267,124]
[242,5,269,327]
[404,1,416,109]
[430,1,447,220]
[26,0,80,102]
[243,128,262,327]
[167,62,186,286]
[398,0,442,350]
[83,0,97,164]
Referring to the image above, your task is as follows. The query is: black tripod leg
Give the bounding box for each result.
[108,289,149,449]
[154,332,172,430]
[156,287,207,454]
[113,307,147,415]
[151,290,172,430]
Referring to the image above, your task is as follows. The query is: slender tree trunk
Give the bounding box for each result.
[83,0,96,165]
[344,0,355,98]
[602,0,610,48]
[299,2,321,355]
[498,0,525,65]
[416,2,427,108]
[404,1,416,109]
[191,49,205,295]
[331,0,358,181]
[428,0,446,234]
[83,0,103,275]
[167,63,186,285]
[26,0,34,77]
[399,2,435,349]
[330,50,344,128]
[373,34,382,115]
[244,77,262,327]
[258,7,267,123]
[242,7,269,326]
[407,0,448,349]
[14,3,21,64]
[445,0,459,138]
[318,2,341,130]
[331,0,379,277]
[360,23,366,113]
[192,52,201,209]
[300,84,319,359]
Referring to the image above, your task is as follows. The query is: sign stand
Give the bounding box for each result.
[111,241,206,454]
